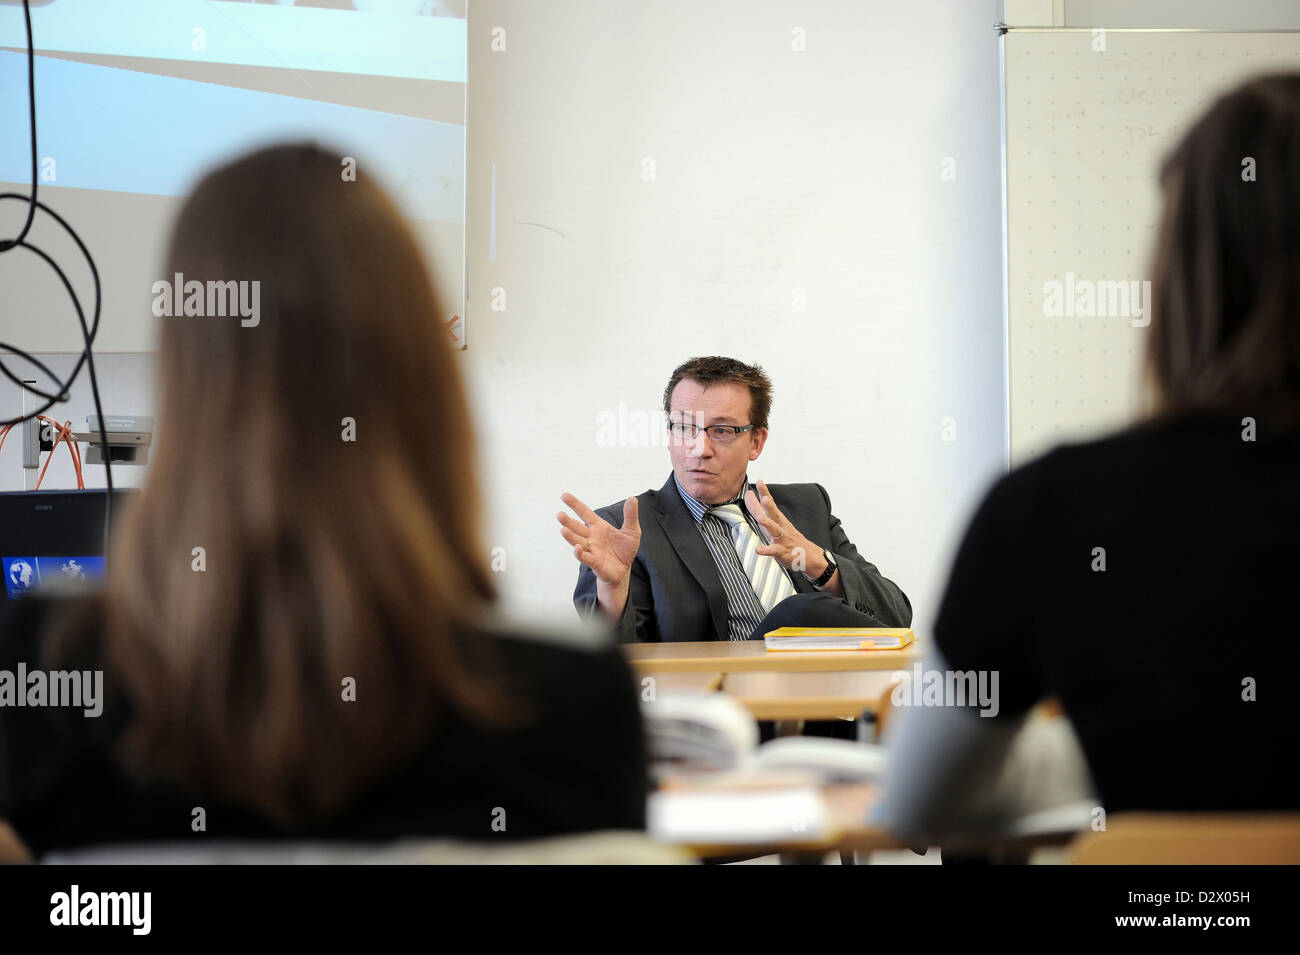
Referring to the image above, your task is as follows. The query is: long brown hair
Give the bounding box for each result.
[82,143,509,825]
[1145,73,1300,424]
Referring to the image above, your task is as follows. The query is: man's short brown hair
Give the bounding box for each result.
[662,357,773,430]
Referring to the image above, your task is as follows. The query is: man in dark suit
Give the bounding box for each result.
[559,357,910,643]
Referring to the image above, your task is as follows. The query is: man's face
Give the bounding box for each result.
[668,379,767,505]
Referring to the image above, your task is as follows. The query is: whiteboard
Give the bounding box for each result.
[1002,29,1300,465]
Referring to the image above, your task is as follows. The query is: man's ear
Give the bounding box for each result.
[749,426,768,460]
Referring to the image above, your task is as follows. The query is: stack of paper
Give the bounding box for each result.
[648,787,832,845]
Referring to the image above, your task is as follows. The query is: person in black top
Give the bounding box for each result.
[0,595,644,859]
[882,73,1300,835]
[0,144,646,859]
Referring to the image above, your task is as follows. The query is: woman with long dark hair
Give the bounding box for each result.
[0,144,646,857]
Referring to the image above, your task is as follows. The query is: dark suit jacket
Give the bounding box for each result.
[573,473,912,643]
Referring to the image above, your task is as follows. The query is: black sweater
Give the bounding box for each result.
[0,595,647,858]
[934,412,1300,812]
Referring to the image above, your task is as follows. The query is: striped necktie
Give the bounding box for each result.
[709,503,798,614]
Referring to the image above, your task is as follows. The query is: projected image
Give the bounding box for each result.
[214,1,466,14]
[0,0,465,215]
[0,0,467,350]
[3,555,106,599]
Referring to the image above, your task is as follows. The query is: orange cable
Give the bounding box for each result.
[34,416,85,490]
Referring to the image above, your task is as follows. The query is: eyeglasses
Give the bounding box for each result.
[667,422,757,445]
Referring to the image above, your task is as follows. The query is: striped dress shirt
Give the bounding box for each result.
[672,473,801,641]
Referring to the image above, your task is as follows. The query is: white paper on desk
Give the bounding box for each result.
[1006,799,1097,837]
[648,787,830,844]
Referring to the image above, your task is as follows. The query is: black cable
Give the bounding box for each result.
[0,0,114,547]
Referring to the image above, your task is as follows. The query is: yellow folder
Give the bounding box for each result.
[763,627,916,651]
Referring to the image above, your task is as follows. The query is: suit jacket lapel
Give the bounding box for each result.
[655,474,731,642]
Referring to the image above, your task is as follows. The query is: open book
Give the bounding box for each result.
[763,627,915,651]
[643,692,883,845]
[643,691,885,782]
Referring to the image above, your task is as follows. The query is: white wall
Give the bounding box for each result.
[3,0,1009,640]
[462,0,1006,634]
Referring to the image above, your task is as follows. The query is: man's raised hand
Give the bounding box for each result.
[558,493,641,586]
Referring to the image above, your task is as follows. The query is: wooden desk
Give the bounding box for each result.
[0,820,32,864]
[625,640,918,675]
[720,670,897,720]
[646,671,724,693]
[654,783,1084,861]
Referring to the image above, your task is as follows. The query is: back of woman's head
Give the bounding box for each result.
[99,143,504,824]
[1146,73,1300,420]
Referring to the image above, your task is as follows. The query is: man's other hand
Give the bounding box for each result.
[746,479,823,578]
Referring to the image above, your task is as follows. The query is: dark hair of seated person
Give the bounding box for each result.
[1145,73,1300,426]
[0,143,645,856]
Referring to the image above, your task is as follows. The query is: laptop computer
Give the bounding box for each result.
[0,489,135,601]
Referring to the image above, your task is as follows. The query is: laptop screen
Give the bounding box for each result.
[0,490,134,601]
[4,556,108,599]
